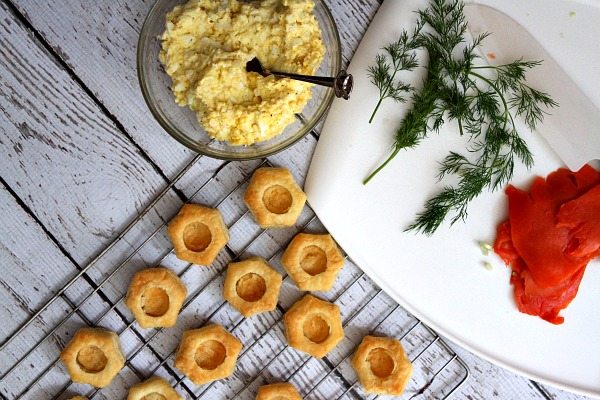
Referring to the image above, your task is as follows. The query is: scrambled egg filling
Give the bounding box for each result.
[160,0,326,145]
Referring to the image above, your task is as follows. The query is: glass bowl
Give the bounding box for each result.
[137,0,341,160]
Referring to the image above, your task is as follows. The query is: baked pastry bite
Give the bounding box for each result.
[167,204,229,266]
[127,376,182,400]
[256,382,302,400]
[125,267,187,328]
[281,233,345,291]
[244,167,307,228]
[60,327,125,388]
[351,335,413,396]
[174,324,242,385]
[68,397,87,400]
[223,257,282,317]
[283,294,344,358]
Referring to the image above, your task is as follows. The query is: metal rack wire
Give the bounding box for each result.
[0,155,469,399]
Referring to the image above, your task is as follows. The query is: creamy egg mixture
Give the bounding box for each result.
[160,0,325,145]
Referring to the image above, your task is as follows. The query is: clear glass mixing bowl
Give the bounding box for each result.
[137,0,341,159]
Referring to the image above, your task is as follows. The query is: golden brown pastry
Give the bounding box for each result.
[127,376,182,400]
[244,167,307,228]
[60,327,125,388]
[167,204,229,266]
[256,382,302,400]
[223,257,282,317]
[174,324,242,385]
[125,267,187,329]
[351,335,413,396]
[281,233,345,291]
[283,294,344,358]
[68,397,88,400]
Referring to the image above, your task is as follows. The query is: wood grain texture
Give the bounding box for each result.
[0,0,594,399]
[10,0,194,179]
[10,144,571,399]
[9,0,380,164]
[0,0,169,265]
[324,0,383,67]
[0,182,134,399]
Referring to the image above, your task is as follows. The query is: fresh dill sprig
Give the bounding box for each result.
[364,0,557,235]
[367,25,422,123]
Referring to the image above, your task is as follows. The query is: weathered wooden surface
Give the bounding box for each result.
[0,0,593,399]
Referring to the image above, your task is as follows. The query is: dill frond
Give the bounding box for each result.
[367,23,422,123]
[364,0,557,235]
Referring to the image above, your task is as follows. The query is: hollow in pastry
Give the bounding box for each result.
[127,376,182,400]
[244,167,306,228]
[351,335,413,395]
[283,294,343,358]
[60,327,125,388]
[125,267,187,328]
[223,257,282,317]
[174,324,242,385]
[281,233,345,291]
[167,204,229,266]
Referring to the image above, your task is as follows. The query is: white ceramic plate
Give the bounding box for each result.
[305,0,600,397]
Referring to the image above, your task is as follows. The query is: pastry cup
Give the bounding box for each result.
[125,267,187,328]
[351,335,413,396]
[244,167,306,228]
[281,233,345,291]
[256,382,302,400]
[223,257,282,317]
[127,376,182,400]
[283,294,343,358]
[174,324,242,385]
[167,204,229,266]
[60,328,125,388]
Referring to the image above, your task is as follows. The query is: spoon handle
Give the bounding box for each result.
[271,71,334,86]
[246,57,353,99]
[271,69,353,100]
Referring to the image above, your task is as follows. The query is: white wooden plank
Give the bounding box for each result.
[1,0,592,399]
[323,0,383,67]
[40,156,315,398]
[0,6,177,396]
[11,0,194,179]
[9,0,380,175]
[0,183,138,399]
[0,1,167,265]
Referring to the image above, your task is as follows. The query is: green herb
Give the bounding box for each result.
[478,241,492,256]
[367,27,422,123]
[364,0,557,235]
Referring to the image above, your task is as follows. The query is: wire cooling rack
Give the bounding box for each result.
[0,155,469,399]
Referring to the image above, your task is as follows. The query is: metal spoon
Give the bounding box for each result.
[246,57,353,100]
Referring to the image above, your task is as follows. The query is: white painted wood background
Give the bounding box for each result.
[0,0,592,399]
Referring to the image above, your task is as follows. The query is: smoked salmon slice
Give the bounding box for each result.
[494,165,600,324]
[557,184,600,260]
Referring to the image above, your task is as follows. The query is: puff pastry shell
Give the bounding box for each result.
[244,167,306,228]
[351,335,413,396]
[167,204,229,266]
[60,327,125,388]
[223,257,282,317]
[281,233,345,291]
[125,267,187,328]
[127,376,182,400]
[174,324,242,385]
[283,294,344,358]
[256,382,302,400]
